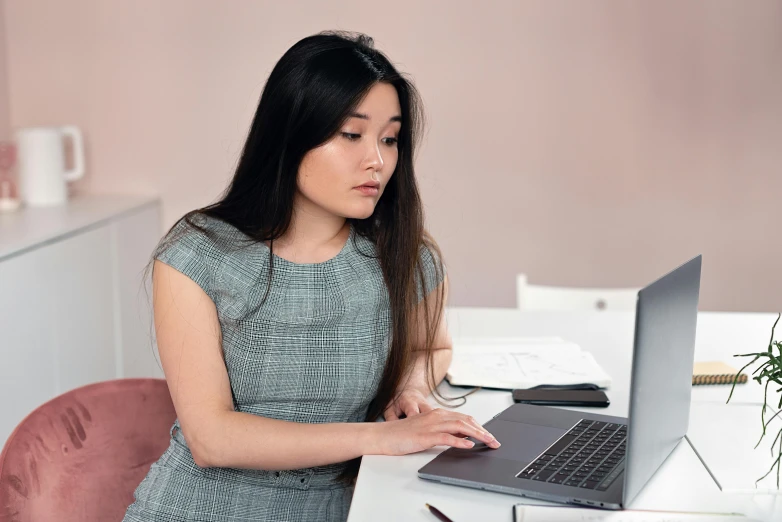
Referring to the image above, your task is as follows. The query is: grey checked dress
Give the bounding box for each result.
[123,214,443,522]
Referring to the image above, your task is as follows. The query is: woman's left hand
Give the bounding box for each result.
[383,388,433,421]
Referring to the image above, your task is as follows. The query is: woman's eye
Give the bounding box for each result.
[341,132,397,146]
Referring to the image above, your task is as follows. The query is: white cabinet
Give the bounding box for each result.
[0,242,60,440]
[112,203,165,379]
[0,195,163,445]
[46,225,117,393]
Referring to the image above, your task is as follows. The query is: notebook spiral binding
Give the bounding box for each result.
[692,373,748,386]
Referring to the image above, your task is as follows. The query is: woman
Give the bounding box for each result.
[124,30,500,522]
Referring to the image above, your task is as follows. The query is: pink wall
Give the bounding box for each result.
[4,0,781,312]
[0,0,10,139]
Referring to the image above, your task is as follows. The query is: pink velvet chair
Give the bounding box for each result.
[0,378,176,522]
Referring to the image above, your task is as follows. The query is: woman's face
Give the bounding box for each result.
[296,82,401,221]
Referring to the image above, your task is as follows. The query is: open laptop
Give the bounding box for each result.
[418,255,702,510]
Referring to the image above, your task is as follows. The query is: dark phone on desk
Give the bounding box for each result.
[511,389,610,407]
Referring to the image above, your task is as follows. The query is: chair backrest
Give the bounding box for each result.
[516,274,640,311]
[0,378,176,522]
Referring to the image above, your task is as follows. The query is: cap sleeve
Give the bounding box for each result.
[153,216,218,303]
[416,243,446,303]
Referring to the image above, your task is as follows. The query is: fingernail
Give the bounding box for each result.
[466,440,475,447]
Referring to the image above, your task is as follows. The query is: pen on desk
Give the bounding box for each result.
[425,503,455,522]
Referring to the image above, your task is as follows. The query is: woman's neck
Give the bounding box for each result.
[270,204,350,264]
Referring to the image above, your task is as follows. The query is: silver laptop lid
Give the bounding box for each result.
[623,255,702,506]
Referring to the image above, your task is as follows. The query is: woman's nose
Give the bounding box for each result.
[365,141,384,171]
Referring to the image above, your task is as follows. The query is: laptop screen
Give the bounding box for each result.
[623,255,702,506]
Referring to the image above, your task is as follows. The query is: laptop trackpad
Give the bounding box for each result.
[469,420,568,463]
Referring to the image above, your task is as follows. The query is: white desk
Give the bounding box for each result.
[348,308,782,522]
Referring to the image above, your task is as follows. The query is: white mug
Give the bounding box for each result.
[15,126,85,206]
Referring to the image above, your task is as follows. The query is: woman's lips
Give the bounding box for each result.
[355,186,379,196]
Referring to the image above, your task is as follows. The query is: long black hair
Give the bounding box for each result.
[151,30,446,484]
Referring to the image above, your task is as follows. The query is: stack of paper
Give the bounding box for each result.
[446,337,612,390]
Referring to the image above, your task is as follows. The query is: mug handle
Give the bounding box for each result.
[61,126,85,182]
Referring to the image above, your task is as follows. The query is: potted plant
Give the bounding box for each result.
[728,313,782,487]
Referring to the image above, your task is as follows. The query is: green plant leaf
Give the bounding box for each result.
[731,313,782,486]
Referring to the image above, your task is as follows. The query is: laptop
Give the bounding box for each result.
[418,255,702,510]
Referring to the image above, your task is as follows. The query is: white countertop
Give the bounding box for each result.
[0,193,160,261]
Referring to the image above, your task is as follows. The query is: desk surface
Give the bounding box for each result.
[347,308,782,522]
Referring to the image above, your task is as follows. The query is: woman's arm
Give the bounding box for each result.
[384,276,453,420]
[154,262,494,470]
[401,347,452,396]
[153,260,379,469]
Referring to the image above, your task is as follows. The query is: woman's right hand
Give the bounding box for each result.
[372,408,501,456]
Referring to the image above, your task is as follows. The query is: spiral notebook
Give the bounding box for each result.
[691,361,748,386]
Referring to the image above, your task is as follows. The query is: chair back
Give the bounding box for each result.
[516,274,639,311]
[0,379,176,522]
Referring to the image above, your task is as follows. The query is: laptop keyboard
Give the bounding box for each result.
[517,419,627,490]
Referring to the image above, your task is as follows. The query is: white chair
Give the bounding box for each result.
[516,274,640,311]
